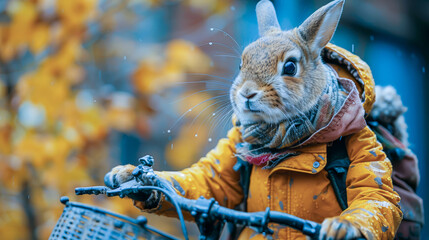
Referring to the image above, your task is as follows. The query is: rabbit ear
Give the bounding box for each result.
[256,0,281,37]
[298,0,344,56]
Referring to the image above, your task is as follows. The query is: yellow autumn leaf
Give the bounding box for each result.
[166,39,211,72]
[0,24,7,44]
[14,132,47,168]
[17,72,71,122]
[0,122,12,154]
[30,23,50,54]
[40,39,83,78]
[7,1,37,46]
[0,79,5,99]
[44,136,72,165]
[0,24,18,61]
[132,60,161,94]
[56,0,98,28]
[0,206,29,240]
[78,105,108,141]
[8,1,38,25]
[0,42,17,61]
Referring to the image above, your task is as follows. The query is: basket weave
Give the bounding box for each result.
[49,197,173,240]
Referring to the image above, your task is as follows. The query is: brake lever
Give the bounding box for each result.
[105,180,147,198]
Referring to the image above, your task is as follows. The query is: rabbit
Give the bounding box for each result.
[229,1,363,239]
[106,1,402,239]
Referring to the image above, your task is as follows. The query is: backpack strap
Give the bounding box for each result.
[232,155,252,211]
[326,138,350,211]
[227,154,252,239]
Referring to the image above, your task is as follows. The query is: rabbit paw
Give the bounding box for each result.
[319,217,362,240]
[104,164,136,189]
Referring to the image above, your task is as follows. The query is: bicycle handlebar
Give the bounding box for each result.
[75,158,365,240]
[75,179,321,239]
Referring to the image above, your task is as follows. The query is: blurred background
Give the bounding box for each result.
[0,0,427,239]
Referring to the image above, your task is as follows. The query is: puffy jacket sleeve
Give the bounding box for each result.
[342,126,403,239]
[134,126,244,217]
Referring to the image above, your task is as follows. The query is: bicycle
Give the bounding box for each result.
[50,156,364,240]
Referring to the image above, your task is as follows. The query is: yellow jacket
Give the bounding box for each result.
[134,44,403,239]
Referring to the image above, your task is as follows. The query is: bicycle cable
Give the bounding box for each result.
[129,186,189,240]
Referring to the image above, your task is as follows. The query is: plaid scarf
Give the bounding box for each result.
[236,69,348,167]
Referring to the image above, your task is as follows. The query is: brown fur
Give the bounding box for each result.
[105,164,136,188]
[110,164,136,175]
[231,0,344,124]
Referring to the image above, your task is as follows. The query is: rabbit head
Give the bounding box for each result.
[231,0,344,124]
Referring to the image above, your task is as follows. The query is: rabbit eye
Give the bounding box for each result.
[239,62,242,70]
[282,61,297,76]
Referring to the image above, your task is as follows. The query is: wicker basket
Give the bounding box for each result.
[49,196,176,240]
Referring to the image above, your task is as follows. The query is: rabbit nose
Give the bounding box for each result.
[241,92,257,99]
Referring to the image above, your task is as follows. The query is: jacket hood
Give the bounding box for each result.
[294,44,376,147]
[324,43,375,114]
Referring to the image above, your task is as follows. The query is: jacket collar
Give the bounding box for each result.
[293,76,366,147]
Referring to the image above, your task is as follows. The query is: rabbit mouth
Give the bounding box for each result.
[244,100,262,113]
[243,109,262,113]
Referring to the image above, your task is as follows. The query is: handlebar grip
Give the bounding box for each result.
[75,180,147,198]
[75,186,109,195]
[312,223,320,240]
